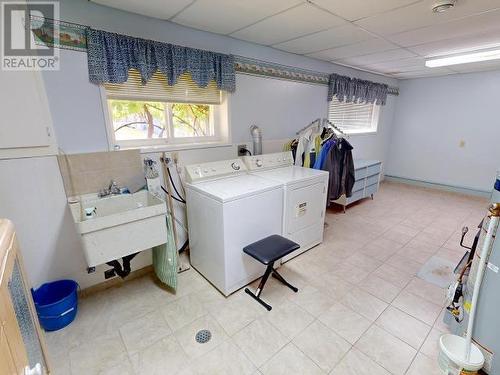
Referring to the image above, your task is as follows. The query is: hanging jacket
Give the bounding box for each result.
[313,138,335,169]
[322,138,354,203]
[295,128,320,166]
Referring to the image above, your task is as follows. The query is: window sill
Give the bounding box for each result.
[117,141,233,154]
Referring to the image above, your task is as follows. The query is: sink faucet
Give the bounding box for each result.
[98,180,121,198]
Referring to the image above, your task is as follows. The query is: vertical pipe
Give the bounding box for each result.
[250,125,262,155]
[161,153,179,253]
[465,203,500,361]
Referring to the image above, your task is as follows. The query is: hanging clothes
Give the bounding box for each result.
[305,135,323,168]
[313,138,335,170]
[295,127,321,167]
[322,138,354,203]
[294,128,310,166]
[283,140,293,152]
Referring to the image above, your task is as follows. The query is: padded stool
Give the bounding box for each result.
[243,234,300,311]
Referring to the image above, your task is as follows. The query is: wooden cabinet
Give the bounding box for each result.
[0,68,57,159]
[0,219,50,375]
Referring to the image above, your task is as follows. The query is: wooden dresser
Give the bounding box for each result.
[0,219,50,375]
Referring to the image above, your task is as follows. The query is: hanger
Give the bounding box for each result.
[323,119,348,138]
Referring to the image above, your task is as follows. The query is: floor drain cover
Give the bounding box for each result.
[195,329,212,344]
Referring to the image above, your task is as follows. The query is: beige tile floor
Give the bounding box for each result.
[45,181,489,375]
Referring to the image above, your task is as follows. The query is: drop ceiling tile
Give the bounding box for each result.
[389,9,500,47]
[369,57,426,70]
[407,30,500,57]
[356,0,500,36]
[307,38,398,61]
[364,57,426,74]
[171,0,302,35]
[311,0,417,21]
[230,3,346,45]
[335,48,416,66]
[273,23,373,54]
[91,0,195,20]
[448,59,500,73]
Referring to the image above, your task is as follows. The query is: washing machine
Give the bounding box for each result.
[242,151,329,262]
[185,159,283,296]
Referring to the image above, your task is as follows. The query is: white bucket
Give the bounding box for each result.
[438,334,484,374]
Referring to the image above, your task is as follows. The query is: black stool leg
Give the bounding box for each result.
[245,262,274,311]
[272,269,298,293]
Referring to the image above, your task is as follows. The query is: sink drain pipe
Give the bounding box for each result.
[106,252,138,278]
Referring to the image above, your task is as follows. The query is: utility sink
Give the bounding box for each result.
[69,190,167,267]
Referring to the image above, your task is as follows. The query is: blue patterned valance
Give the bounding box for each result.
[86,28,236,92]
[328,73,389,105]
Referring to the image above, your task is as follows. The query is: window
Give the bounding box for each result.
[328,96,380,134]
[102,70,229,149]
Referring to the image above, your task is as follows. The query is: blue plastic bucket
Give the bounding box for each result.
[31,280,78,331]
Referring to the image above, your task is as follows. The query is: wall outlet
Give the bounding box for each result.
[237,144,249,156]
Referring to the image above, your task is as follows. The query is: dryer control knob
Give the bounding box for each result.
[255,159,263,167]
[231,162,241,170]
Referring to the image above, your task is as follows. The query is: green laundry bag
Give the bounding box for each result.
[153,212,177,290]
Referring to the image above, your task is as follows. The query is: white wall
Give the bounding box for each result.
[42,51,333,153]
[386,70,500,193]
[1,0,398,289]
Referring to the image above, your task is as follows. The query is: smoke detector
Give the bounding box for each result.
[432,0,457,13]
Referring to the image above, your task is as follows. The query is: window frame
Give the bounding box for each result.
[100,86,231,152]
[327,97,381,135]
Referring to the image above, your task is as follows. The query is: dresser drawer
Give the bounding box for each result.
[366,163,381,176]
[366,183,379,197]
[352,179,365,193]
[366,174,380,186]
[355,168,367,180]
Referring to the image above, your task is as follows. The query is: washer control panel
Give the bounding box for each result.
[185,159,247,183]
[242,151,294,171]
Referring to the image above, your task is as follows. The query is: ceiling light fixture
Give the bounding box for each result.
[432,0,456,13]
[425,48,500,67]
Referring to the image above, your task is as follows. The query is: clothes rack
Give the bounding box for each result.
[290,118,381,212]
[296,118,321,135]
[291,118,355,206]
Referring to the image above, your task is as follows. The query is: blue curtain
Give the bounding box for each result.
[86,28,236,92]
[328,73,388,105]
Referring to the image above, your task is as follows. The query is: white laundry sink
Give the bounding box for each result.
[69,190,168,267]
